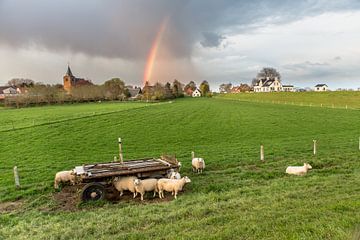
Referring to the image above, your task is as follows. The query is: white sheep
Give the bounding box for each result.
[54,170,76,189]
[169,171,181,179]
[113,176,138,198]
[286,163,312,176]
[157,176,191,199]
[191,151,205,173]
[133,178,158,201]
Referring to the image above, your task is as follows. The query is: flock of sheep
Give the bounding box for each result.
[54,151,206,200]
[54,150,313,201]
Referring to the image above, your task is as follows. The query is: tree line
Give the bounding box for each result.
[3,78,212,108]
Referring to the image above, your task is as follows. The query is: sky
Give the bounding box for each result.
[0,0,360,90]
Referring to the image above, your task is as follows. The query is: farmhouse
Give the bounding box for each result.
[63,65,92,93]
[253,77,282,92]
[282,85,295,92]
[192,88,202,97]
[0,86,17,100]
[314,84,328,92]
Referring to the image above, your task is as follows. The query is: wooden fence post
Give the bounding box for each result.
[118,138,123,164]
[13,166,20,189]
[260,145,264,161]
[313,140,317,155]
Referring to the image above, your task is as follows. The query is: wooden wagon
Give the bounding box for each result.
[72,139,180,201]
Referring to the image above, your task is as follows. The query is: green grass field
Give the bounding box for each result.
[1,97,360,239]
[218,91,360,109]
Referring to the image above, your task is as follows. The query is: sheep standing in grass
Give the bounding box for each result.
[286,163,312,176]
[157,176,191,199]
[133,178,158,201]
[166,169,181,179]
[169,171,181,179]
[191,151,205,173]
[113,176,138,198]
[54,170,76,189]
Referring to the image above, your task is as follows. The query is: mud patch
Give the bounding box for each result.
[0,200,23,213]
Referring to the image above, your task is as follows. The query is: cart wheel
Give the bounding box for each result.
[81,183,106,201]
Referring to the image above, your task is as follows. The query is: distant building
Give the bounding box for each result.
[192,88,202,97]
[63,65,92,92]
[0,86,17,100]
[253,77,282,92]
[127,86,142,99]
[282,85,295,92]
[314,84,328,92]
[185,88,194,96]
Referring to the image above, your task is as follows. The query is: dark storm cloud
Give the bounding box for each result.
[0,0,359,60]
[200,32,226,48]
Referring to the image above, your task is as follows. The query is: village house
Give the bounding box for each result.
[192,88,202,97]
[126,86,142,99]
[0,86,18,100]
[314,84,328,92]
[282,85,295,92]
[63,65,92,92]
[253,77,282,92]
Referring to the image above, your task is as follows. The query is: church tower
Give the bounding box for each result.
[63,65,74,92]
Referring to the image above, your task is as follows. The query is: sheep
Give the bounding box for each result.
[157,176,191,199]
[133,178,158,201]
[169,171,181,179]
[191,151,205,173]
[286,163,312,176]
[54,170,76,189]
[113,176,138,198]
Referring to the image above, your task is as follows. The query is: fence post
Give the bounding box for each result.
[118,138,123,164]
[313,140,317,155]
[260,145,264,161]
[13,166,20,189]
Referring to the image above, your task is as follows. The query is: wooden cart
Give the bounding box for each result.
[74,156,180,201]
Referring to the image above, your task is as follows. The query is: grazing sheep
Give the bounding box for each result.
[54,170,76,189]
[133,178,158,201]
[166,169,175,178]
[157,176,191,199]
[286,163,312,176]
[191,151,205,173]
[113,176,138,198]
[169,171,181,179]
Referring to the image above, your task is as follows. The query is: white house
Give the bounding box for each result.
[253,77,282,92]
[192,88,202,97]
[282,85,295,92]
[314,84,328,92]
[0,86,17,100]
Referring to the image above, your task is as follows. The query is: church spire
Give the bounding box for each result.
[66,64,73,77]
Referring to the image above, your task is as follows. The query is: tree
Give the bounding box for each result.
[200,80,210,96]
[103,78,126,100]
[256,67,281,81]
[8,78,35,87]
[172,79,184,98]
[164,82,174,99]
[153,82,165,100]
[184,81,197,95]
[219,83,232,93]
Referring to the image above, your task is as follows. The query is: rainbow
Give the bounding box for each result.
[143,17,168,85]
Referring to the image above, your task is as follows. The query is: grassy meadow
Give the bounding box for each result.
[1,97,360,239]
[218,91,360,109]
